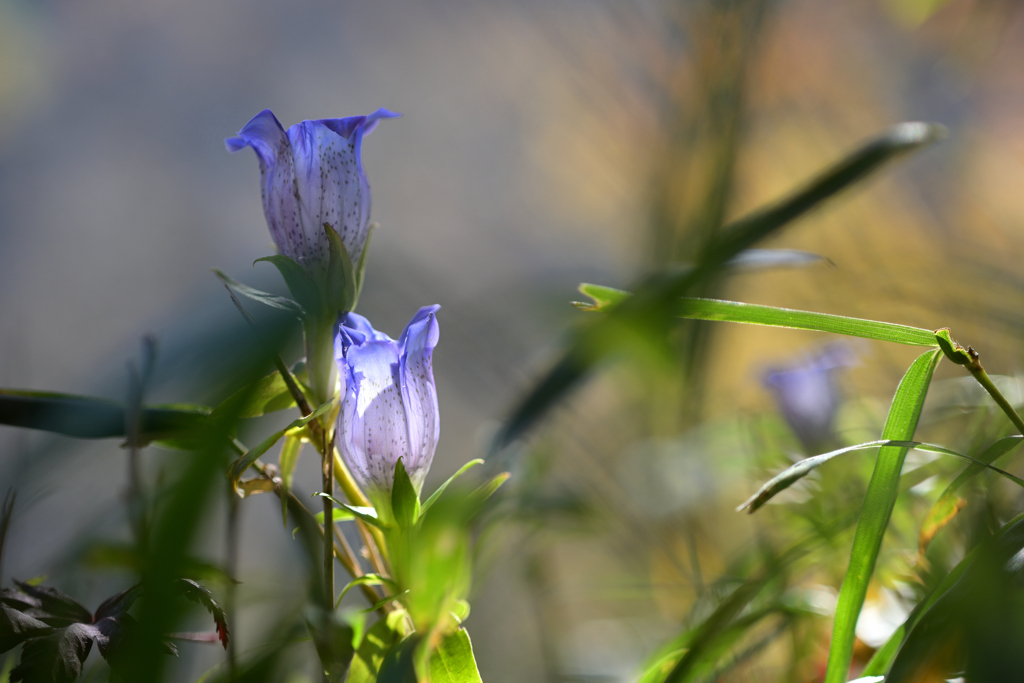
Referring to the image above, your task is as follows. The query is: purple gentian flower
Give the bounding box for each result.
[335,305,440,510]
[226,108,400,270]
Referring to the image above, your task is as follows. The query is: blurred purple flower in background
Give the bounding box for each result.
[335,305,441,509]
[763,343,857,452]
[226,108,400,270]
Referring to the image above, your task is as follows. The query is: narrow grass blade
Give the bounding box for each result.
[578,289,938,347]
[739,438,1024,513]
[823,349,943,683]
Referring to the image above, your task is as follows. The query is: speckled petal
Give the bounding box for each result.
[289,110,400,267]
[339,339,411,496]
[226,110,306,264]
[398,306,440,491]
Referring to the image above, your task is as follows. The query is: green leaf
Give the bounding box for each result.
[421,459,484,516]
[313,494,388,530]
[346,617,398,683]
[313,507,356,525]
[918,436,1024,555]
[376,635,419,683]
[255,254,320,314]
[216,370,302,419]
[305,607,354,683]
[0,390,208,442]
[391,458,421,529]
[493,122,944,456]
[429,629,483,683]
[324,223,357,315]
[228,400,333,491]
[278,434,303,525]
[875,511,1024,680]
[212,268,304,316]
[336,574,397,608]
[738,437,1024,514]
[823,349,943,683]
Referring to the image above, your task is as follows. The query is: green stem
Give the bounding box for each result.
[969,366,1024,436]
[935,328,1024,436]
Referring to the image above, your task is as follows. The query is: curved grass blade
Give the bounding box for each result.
[493,123,944,455]
[918,435,1024,555]
[823,348,942,683]
[739,438,1024,513]
[0,389,208,441]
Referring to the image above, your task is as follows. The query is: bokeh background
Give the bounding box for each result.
[3,0,1024,680]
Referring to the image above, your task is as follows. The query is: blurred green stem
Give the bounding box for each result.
[969,365,1024,436]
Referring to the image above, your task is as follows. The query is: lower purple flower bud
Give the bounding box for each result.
[335,306,440,507]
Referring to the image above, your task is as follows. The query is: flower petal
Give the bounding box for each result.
[287,111,398,267]
[226,109,307,265]
[399,306,440,490]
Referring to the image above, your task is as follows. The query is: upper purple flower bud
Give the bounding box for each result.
[226,108,400,270]
[335,305,440,507]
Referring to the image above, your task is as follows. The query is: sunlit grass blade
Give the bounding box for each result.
[578,288,939,346]
[493,123,944,455]
[0,389,209,441]
[918,435,1024,555]
[739,438,1024,513]
[823,349,943,683]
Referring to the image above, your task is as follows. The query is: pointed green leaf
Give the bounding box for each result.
[217,370,297,419]
[421,459,484,516]
[255,254,320,314]
[212,269,304,316]
[312,507,356,525]
[429,629,483,683]
[391,458,421,529]
[228,400,333,491]
[823,348,943,683]
[324,223,357,315]
[313,494,389,530]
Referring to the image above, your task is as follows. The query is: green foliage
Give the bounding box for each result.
[823,349,942,683]
[391,459,421,531]
[428,629,483,683]
[492,121,944,455]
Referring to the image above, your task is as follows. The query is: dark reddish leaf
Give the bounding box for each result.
[0,604,54,653]
[175,579,229,649]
